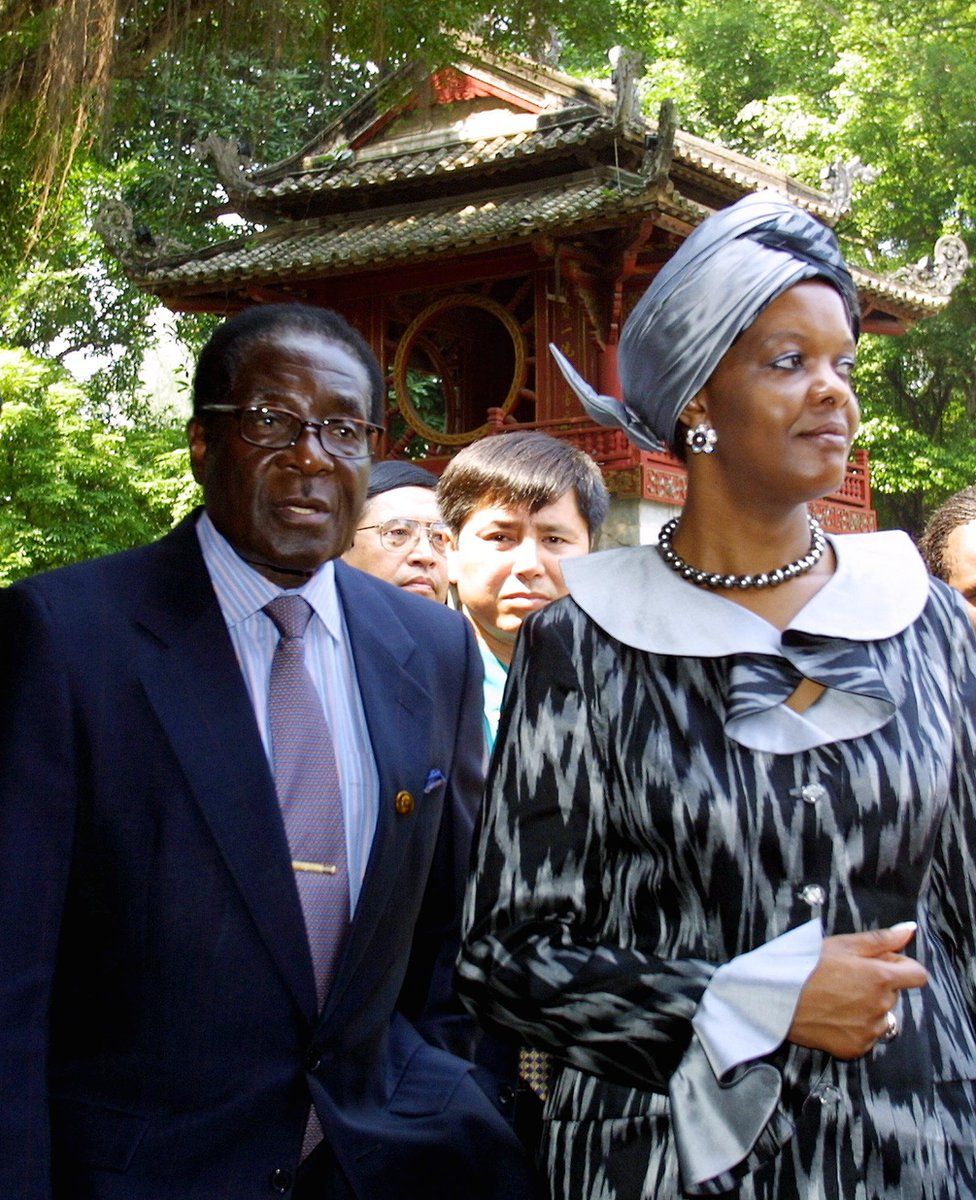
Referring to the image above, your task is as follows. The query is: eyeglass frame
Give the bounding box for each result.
[356,518,453,557]
[199,403,384,461]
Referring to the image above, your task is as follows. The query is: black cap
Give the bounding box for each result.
[366,460,440,499]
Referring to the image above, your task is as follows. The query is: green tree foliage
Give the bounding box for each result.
[0,0,973,565]
[599,0,976,532]
[855,273,976,531]
[0,0,621,255]
[0,161,159,406]
[0,348,195,583]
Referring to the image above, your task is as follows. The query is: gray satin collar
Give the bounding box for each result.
[563,530,928,655]
[563,530,929,753]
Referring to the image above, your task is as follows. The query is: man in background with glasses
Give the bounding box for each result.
[0,304,533,1200]
[343,461,450,603]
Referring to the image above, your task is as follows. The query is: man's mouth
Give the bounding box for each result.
[402,576,436,593]
[276,498,331,518]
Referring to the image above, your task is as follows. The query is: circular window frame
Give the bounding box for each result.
[392,293,528,447]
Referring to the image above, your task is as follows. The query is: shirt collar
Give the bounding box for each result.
[196,510,341,639]
[476,632,509,686]
[562,529,930,657]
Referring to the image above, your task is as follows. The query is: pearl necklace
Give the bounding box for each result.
[657,515,826,590]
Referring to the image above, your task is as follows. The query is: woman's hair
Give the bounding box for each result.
[193,303,386,424]
[919,486,976,581]
[437,430,610,542]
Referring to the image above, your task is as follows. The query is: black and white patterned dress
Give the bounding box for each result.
[458,531,976,1200]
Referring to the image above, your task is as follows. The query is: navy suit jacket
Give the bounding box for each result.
[0,514,532,1200]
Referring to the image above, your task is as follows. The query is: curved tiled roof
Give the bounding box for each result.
[136,170,688,290]
[233,107,839,230]
[851,266,951,318]
[671,130,837,222]
[129,169,948,321]
[117,46,963,323]
[245,116,618,201]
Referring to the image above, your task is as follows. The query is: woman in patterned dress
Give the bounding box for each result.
[457,193,976,1200]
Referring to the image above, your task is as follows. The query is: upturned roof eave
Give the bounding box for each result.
[231,110,843,230]
[245,60,427,184]
[122,171,949,325]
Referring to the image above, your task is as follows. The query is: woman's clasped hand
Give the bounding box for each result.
[788,922,928,1059]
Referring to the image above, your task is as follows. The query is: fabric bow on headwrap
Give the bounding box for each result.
[550,192,860,453]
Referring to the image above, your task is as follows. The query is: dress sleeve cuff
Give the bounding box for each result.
[668,919,823,1191]
[693,918,823,1078]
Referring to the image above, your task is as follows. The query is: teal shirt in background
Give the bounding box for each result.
[477,635,509,755]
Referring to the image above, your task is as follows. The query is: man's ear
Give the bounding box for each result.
[446,540,461,586]
[675,390,710,434]
[187,417,209,486]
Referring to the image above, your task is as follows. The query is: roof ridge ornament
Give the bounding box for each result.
[642,99,677,185]
[819,156,881,216]
[536,25,563,67]
[192,132,258,201]
[93,197,189,265]
[895,234,971,297]
[608,46,645,130]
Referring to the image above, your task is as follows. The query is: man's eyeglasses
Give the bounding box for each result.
[201,404,383,461]
[357,518,452,557]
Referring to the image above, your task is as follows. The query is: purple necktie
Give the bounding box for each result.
[263,594,349,1009]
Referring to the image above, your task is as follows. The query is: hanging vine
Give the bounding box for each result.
[0,0,598,257]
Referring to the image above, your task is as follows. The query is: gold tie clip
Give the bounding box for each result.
[291,860,338,875]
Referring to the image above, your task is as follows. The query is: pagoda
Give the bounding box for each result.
[101,42,970,541]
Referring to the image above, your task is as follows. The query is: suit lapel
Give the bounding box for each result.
[133,519,318,1024]
[320,564,434,1024]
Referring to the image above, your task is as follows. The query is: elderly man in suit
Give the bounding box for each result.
[0,304,532,1200]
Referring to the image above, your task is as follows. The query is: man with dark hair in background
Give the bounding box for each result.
[437,430,610,752]
[920,484,976,625]
[0,303,532,1200]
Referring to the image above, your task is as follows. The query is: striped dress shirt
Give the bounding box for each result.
[196,512,379,912]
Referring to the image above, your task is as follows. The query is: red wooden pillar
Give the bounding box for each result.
[598,341,621,400]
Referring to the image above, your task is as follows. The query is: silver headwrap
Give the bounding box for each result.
[550,192,859,452]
